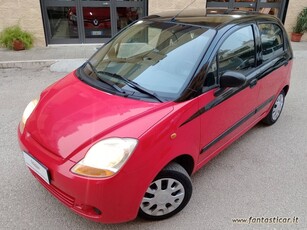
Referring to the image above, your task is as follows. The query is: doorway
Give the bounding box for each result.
[41,0,147,45]
[206,0,288,22]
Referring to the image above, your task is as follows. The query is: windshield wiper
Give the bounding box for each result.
[98,71,164,102]
[85,61,126,94]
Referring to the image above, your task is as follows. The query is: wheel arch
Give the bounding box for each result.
[283,85,289,96]
[171,154,195,176]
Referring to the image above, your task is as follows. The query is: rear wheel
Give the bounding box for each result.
[262,90,285,125]
[139,162,192,220]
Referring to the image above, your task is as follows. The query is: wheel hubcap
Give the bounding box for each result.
[140,178,185,216]
[272,94,284,121]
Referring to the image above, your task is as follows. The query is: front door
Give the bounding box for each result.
[198,25,261,165]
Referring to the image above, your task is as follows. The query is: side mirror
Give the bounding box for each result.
[214,71,246,97]
[220,71,246,88]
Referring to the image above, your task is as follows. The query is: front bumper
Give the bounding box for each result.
[18,128,144,223]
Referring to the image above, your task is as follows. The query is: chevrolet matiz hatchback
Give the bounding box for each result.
[18,9,293,223]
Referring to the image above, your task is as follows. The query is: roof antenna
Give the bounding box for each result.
[171,0,198,22]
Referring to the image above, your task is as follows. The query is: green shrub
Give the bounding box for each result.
[293,7,307,34]
[0,25,34,50]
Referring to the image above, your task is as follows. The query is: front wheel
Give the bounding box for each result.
[262,90,285,125]
[139,162,192,220]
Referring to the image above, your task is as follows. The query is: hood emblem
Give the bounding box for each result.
[93,19,99,26]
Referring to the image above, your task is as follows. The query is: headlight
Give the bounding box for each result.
[71,138,138,178]
[20,99,39,133]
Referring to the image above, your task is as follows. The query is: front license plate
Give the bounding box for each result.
[23,152,50,184]
[91,31,102,36]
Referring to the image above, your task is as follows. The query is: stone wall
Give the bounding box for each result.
[0,0,306,47]
[148,0,205,15]
[0,0,45,47]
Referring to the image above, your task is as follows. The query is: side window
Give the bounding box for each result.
[259,23,284,62]
[218,26,256,75]
[204,56,218,88]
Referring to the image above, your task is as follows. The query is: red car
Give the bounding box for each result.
[68,7,138,38]
[18,9,293,223]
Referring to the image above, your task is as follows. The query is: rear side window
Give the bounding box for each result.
[218,26,256,75]
[259,23,284,62]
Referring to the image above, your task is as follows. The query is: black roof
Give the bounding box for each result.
[145,8,279,29]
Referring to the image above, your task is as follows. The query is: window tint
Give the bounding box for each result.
[218,26,255,75]
[259,23,284,62]
[204,56,218,89]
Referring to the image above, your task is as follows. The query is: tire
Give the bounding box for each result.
[139,162,192,220]
[262,90,285,125]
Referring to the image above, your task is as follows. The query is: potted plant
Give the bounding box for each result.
[0,25,34,50]
[291,7,307,42]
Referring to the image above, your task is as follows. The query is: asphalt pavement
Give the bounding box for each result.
[0,43,307,230]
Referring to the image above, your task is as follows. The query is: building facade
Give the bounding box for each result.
[0,0,306,47]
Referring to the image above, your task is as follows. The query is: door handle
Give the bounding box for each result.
[249,79,257,88]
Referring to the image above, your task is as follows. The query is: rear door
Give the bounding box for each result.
[197,24,261,165]
[256,22,292,114]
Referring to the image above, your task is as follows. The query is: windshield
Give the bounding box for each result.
[80,20,214,101]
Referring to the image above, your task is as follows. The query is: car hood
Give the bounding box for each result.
[26,72,173,159]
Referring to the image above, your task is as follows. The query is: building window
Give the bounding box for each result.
[41,0,146,44]
[206,0,287,21]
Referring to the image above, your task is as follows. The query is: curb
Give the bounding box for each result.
[0,60,56,69]
[0,58,87,72]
